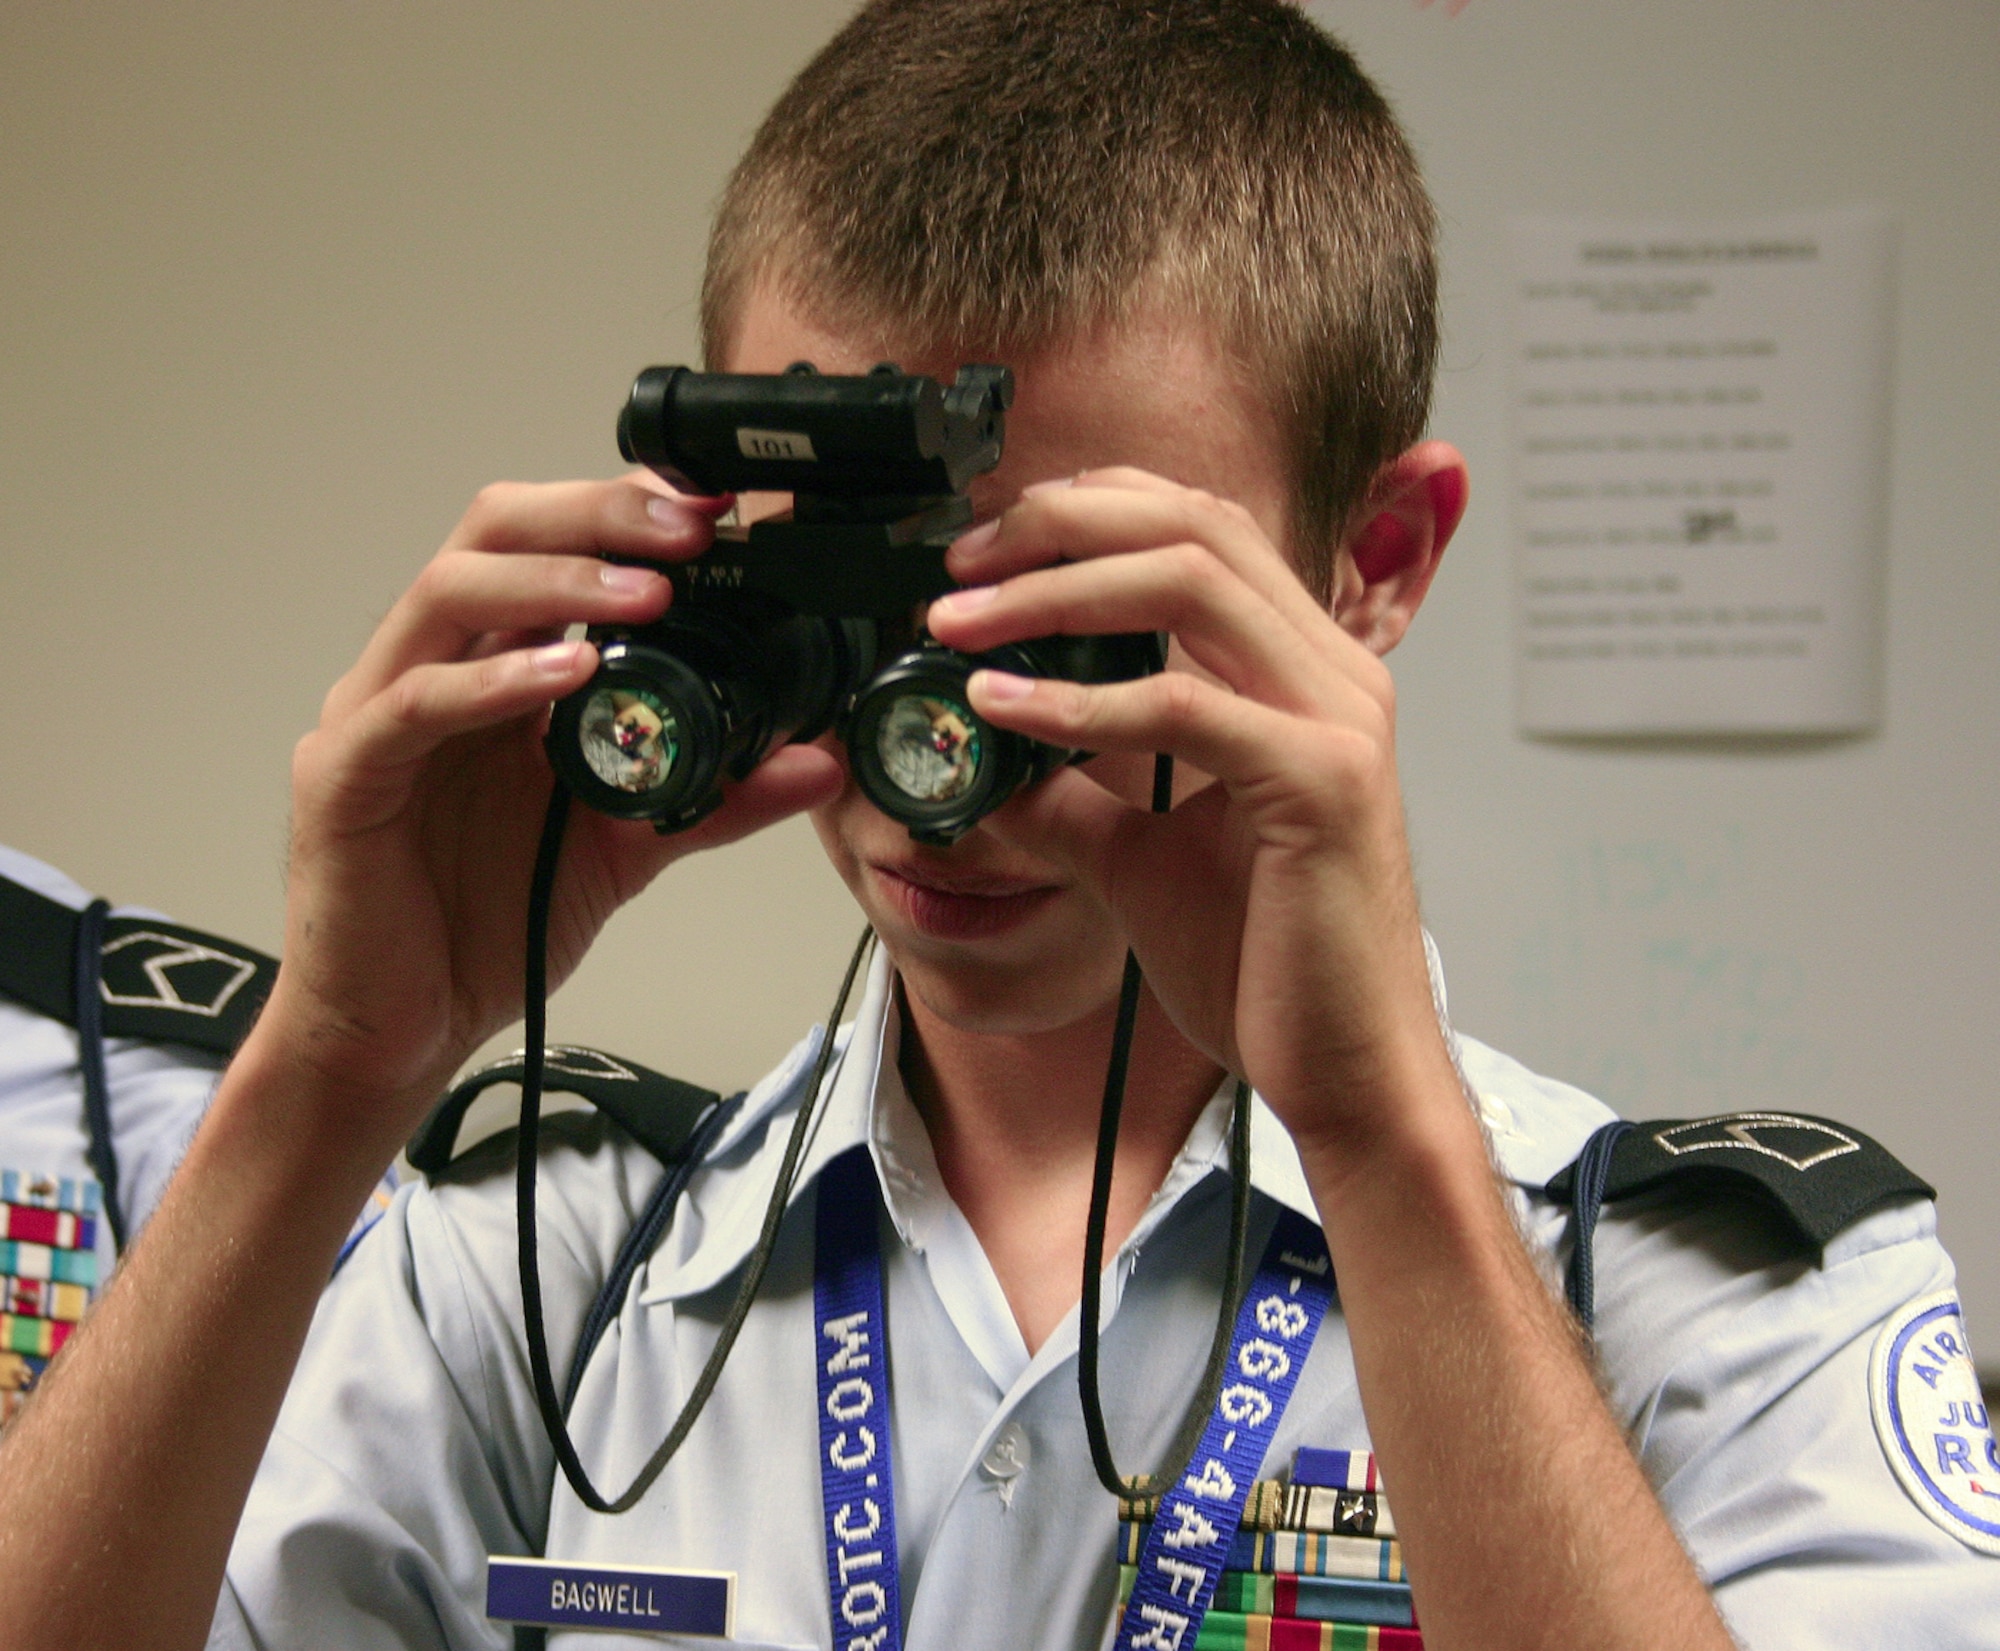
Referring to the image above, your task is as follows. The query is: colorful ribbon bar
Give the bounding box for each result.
[0,1314,72,1358]
[1119,1523,1406,1583]
[1277,1485,1395,1539]
[1148,1612,1421,1651]
[1120,1567,1414,1629]
[0,1203,94,1253]
[0,1172,99,1214]
[1,1276,88,1323]
[0,1242,96,1289]
[1290,1449,1379,1492]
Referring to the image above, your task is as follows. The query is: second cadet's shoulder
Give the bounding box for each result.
[0,841,278,1061]
[0,842,266,1232]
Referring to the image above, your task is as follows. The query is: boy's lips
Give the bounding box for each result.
[868,861,1063,941]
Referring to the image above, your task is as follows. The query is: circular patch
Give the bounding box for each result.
[1870,1289,2000,1555]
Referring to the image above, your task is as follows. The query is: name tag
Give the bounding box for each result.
[486,1557,735,1637]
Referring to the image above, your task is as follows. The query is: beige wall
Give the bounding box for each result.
[0,2,869,1095]
[3,4,1995,1335]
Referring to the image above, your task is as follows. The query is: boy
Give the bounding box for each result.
[2,4,1989,1648]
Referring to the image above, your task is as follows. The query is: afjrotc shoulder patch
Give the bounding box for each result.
[0,1169,101,1423]
[1870,1290,2000,1556]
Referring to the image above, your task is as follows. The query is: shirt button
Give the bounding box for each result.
[981,1422,1031,1503]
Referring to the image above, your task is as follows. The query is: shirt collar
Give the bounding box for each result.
[638,942,894,1304]
[638,943,1322,1305]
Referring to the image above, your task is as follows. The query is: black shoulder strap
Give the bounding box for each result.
[73,899,125,1251]
[1547,1110,1936,1327]
[1,871,276,1253]
[407,1045,725,1178]
[0,871,277,1056]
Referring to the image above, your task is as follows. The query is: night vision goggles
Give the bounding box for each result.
[546,361,1164,844]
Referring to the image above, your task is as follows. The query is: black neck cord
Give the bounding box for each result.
[1076,752,1253,1498]
[517,749,1251,1516]
[73,897,126,1253]
[517,781,875,1514]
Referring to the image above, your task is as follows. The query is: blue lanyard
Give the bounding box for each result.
[816,1146,905,1651]
[814,1147,1334,1651]
[1114,1205,1336,1651]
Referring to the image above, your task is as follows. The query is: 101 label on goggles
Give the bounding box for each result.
[485,1557,735,1637]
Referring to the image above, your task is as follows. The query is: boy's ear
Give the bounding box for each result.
[1326,440,1469,656]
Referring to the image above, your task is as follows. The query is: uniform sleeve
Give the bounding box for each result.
[103,1035,224,1237]
[1585,1188,2000,1647]
[216,1118,661,1651]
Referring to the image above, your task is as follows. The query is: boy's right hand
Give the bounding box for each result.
[256,476,844,1168]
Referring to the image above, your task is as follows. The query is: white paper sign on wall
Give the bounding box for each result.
[1508,209,1895,737]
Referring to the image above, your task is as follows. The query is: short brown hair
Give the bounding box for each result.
[702,0,1437,596]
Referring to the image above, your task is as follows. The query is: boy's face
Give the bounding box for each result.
[725,283,1305,1038]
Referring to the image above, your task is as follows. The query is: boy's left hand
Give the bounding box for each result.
[930,466,1462,1176]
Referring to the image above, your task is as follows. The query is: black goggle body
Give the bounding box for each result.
[547,363,1162,844]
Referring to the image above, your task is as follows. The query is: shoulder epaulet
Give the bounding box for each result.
[1544,1110,1935,1250]
[407,1045,726,1179]
[0,870,277,1056]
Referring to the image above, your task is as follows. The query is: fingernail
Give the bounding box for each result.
[1022,476,1076,497]
[646,496,699,537]
[931,584,998,619]
[952,519,999,558]
[531,640,587,676]
[971,669,1034,703]
[600,563,662,595]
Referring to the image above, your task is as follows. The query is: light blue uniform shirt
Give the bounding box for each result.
[215,945,1999,1648]
[0,844,228,1278]
[0,843,396,1321]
